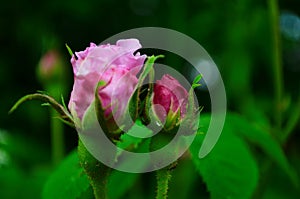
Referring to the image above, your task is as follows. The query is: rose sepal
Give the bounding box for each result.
[179,74,203,135]
[9,92,74,127]
[95,80,124,141]
[129,55,164,122]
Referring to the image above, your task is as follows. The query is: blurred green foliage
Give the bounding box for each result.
[1,0,300,198]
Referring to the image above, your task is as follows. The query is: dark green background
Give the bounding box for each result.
[0,0,299,198]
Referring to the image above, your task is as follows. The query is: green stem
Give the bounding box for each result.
[150,134,176,199]
[51,109,65,165]
[253,2,285,199]
[155,165,174,199]
[78,140,110,199]
[282,94,300,142]
[268,0,284,131]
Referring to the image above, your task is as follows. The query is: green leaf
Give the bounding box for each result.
[42,150,91,199]
[0,165,48,199]
[117,120,152,151]
[0,129,50,199]
[227,113,298,185]
[262,165,300,199]
[190,114,259,199]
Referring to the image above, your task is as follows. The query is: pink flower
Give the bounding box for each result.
[38,50,64,81]
[68,39,146,121]
[153,74,189,123]
[39,51,59,75]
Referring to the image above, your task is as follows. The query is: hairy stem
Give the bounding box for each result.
[78,140,111,199]
[155,163,175,199]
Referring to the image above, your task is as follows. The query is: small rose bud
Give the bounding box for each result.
[37,49,69,100]
[153,74,189,128]
[37,50,65,82]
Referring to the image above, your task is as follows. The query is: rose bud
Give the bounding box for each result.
[38,50,62,80]
[68,39,146,135]
[152,74,189,130]
[150,74,198,165]
[37,50,68,99]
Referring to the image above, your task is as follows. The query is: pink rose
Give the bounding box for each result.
[68,39,146,121]
[153,74,189,123]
